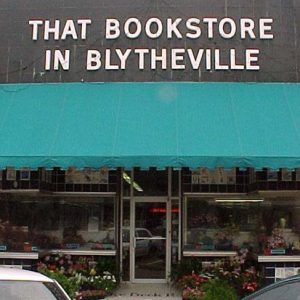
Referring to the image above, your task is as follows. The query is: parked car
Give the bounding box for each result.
[122,227,165,257]
[0,267,71,300]
[242,275,300,300]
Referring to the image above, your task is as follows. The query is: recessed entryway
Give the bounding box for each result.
[130,197,170,283]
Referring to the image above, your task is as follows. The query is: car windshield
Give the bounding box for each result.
[0,281,69,300]
[246,281,300,300]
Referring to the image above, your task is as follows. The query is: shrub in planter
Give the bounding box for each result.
[170,258,202,282]
[202,279,238,300]
[38,254,118,299]
[203,249,261,297]
[96,257,117,278]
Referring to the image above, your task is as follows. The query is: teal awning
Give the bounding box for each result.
[0,82,300,169]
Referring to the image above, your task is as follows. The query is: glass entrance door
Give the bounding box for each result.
[132,199,168,282]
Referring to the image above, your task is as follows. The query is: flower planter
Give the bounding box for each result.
[75,289,107,300]
[182,287,204,300]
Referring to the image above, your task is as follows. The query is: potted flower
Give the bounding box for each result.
[23,242,32,252]
[182,287,204,300]
[266,228,287,254]
[177,273,208,290]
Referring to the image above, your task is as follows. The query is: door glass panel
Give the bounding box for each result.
[171,200,179,266]
[134,202,166,279]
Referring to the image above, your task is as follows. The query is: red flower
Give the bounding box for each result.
[243,281,258,293]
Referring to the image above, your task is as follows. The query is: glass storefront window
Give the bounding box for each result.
[0,194,116,252]
[184,198,257,252]
[184,197,300,255]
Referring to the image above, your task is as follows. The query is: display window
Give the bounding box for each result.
[183,197,300,255]
[0,194,116,252]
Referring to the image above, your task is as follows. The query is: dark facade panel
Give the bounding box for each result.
[0,0,299,83]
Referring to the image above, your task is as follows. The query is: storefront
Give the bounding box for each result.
[1,0,300,285]
[2,166,300,284]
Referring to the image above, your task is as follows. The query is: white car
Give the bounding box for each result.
[122,227,165,257]
[0,267,71,300]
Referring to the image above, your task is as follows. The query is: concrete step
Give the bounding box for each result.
[106,283,182,300]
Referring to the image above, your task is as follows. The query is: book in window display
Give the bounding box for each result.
[20,168,30,181]
[227,168,236,184]
[41,168,46,182]
[65,167,109,184]
[267,169,278,181]
[199,168,211,184]
[281,168,292,181]
[249,168,256,184]
[191,168,211,184]
[6,167,16,181]
[211,167,227,184]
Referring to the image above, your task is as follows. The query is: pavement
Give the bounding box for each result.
[106,283,182,300]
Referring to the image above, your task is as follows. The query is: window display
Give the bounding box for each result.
[184,197,300,256]
[0,194,116,252]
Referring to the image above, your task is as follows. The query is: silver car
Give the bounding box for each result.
[0,267,71,300]
[242,275,300,300]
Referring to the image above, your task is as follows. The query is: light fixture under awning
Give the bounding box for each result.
[122,172,143,192]
[215,198,264,203]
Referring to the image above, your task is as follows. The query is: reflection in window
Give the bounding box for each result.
[0,195,116,251]
[184,197,300,255]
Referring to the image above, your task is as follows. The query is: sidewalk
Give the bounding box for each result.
[106,283,182,300]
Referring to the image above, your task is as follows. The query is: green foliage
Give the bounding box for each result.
[73,272,117,294]
[38,254,119,298]
[202,279,238,300]
[170,258,202,282]
[90,274,117,292]
[40,269,80,299]
[96,256,117,278]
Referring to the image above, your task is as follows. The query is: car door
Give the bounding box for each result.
[248,281,300,300]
